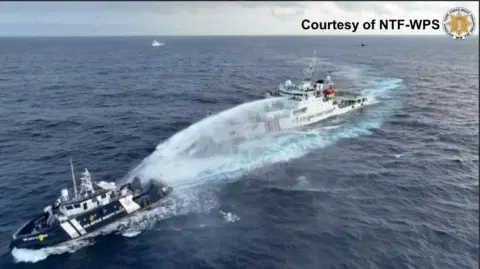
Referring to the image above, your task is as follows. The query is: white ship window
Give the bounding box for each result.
[83,203,88,210]
[101,193,107,199]
[73,204,81,209]
[65,205,73,210]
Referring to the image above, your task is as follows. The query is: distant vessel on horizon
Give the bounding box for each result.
[361,42,367,47]
[152,40,164,47]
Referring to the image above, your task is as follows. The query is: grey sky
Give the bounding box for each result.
[0,1,478,36]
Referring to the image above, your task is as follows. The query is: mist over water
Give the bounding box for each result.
[125,76,406,192]
[3,35,477,269]
[11,55,408,264]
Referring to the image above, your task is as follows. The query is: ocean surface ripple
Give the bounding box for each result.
[0,36,478,269]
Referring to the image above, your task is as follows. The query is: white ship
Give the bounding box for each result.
[241,52,370,136]
[189,53,371,152]
[250,77,368,135]
[152,40,164,47]
[201,79,369,151]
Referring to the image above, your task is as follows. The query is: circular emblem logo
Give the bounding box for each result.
[38,234,45,241]
[443,7,476,39]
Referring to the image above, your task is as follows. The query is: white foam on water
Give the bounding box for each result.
[219,211,240,223]
[11,188,219,263]
[121,230,142,238]
[11,58,406,263]
[127,77,404,191]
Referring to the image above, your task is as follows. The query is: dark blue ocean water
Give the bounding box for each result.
[0,36,478,269]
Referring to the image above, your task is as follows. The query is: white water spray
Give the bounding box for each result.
[125,77,405,191]
[12,57,406,263]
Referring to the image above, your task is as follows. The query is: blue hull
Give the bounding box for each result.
[10,185,170,250]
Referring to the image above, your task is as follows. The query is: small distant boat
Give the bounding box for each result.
[361,42,367,47]
[152,40,164,47]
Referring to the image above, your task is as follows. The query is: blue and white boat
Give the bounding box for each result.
[9,160,172,250]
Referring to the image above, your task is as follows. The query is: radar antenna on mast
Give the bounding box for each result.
[325,71,334,86]
[302,50,317,82]
[79,168,94,197]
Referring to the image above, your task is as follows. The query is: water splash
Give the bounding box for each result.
[11,59,407,263]
[11,187,219,263]
[126,77,405,191]
[219,211,240,223]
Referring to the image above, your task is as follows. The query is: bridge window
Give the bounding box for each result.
[73,204,81,209]
[101,193,107,199]
[65,205,73,210]
[83,203,88,210]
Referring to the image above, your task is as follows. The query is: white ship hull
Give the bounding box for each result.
[152,40,163,47]
[189,96,369,156]
[246,96,368,136]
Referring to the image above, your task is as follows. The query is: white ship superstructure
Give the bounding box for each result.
[251,51,370,135]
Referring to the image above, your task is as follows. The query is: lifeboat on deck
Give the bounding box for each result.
[323,87,336,98]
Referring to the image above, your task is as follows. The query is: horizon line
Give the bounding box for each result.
[0,34,477,38]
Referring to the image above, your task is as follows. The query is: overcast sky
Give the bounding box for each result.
[0,1,478,36]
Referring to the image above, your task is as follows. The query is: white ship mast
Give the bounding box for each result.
[302,50,317,82]
[69,159,94,200]
[70,158,78,198]
[78,168,95,197]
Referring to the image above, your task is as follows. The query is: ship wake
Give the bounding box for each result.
[11,61,406,263]
[125,77,404,191]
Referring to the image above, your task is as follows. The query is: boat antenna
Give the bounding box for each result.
[70,158,78,198]
[303,50,317,82]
